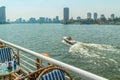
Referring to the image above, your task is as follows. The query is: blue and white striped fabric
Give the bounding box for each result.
[0,48,12,63]
[41,70,66,80]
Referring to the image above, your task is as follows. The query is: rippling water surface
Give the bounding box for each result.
[0,24,120,80]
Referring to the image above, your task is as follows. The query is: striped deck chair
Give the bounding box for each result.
[0,47,17,63]
[41,70,65,80]
[37,66,72,80]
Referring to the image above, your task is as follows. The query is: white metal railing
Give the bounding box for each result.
[0,39,108,80]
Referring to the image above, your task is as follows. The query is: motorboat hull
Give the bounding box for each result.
[63,36,77,45]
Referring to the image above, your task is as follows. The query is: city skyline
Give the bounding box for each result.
[0,0,120,21]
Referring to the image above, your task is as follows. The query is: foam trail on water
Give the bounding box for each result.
[69,42,119,66]
[69,42,117,56]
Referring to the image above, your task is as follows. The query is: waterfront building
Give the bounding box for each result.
[22,19,26,23]
[94,12,98,20]
[77,16,81,21]
[7,19,10,23]
[100,14,106,24]
[48,18,52,23]
[53,18,56,23]
[15,18,22,23]
[28,17,37,23]
[0,6,6,24]
[55,16,59,23]
[45,17,49,23]
[87,12,92,19]
[111,14,115,20]
[39,17,45,23]
[63,7,69,22]
[56,16,59,21]
[100,14,106,19]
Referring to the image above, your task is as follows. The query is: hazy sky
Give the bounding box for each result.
[0,0,120,21]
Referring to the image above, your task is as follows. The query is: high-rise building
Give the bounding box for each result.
[87,12,92,19]
[111,14,115,20]
[94,12,97,20]
[0,6,6,23]
[63,7,69,22]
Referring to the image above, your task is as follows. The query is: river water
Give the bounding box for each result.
[0,24,120,80]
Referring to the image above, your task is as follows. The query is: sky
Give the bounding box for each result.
[0,0,120,21]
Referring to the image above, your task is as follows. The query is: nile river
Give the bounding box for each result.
[0,24,120,80]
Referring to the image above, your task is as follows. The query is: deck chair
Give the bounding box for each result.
[16,65,72,80]
[37,66,72,80]
[0,47,18,63]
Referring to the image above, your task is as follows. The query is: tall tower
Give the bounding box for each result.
[94,12,97,20]
[0,6,6,23]
[63,7,69,22]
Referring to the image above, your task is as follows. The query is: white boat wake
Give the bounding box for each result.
[68,42,120,68]
[69,42,118,57]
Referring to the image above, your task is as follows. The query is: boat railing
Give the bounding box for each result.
[0,39,108,80]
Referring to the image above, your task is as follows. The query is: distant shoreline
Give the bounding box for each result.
[0,22,120,25]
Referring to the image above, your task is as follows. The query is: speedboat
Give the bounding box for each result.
[63,36,77,45]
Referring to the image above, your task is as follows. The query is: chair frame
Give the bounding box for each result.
[16,65,54,80]
[37,66,72,80]
[16,65,72,80]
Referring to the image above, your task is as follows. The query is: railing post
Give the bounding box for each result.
[17,49,20,66]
